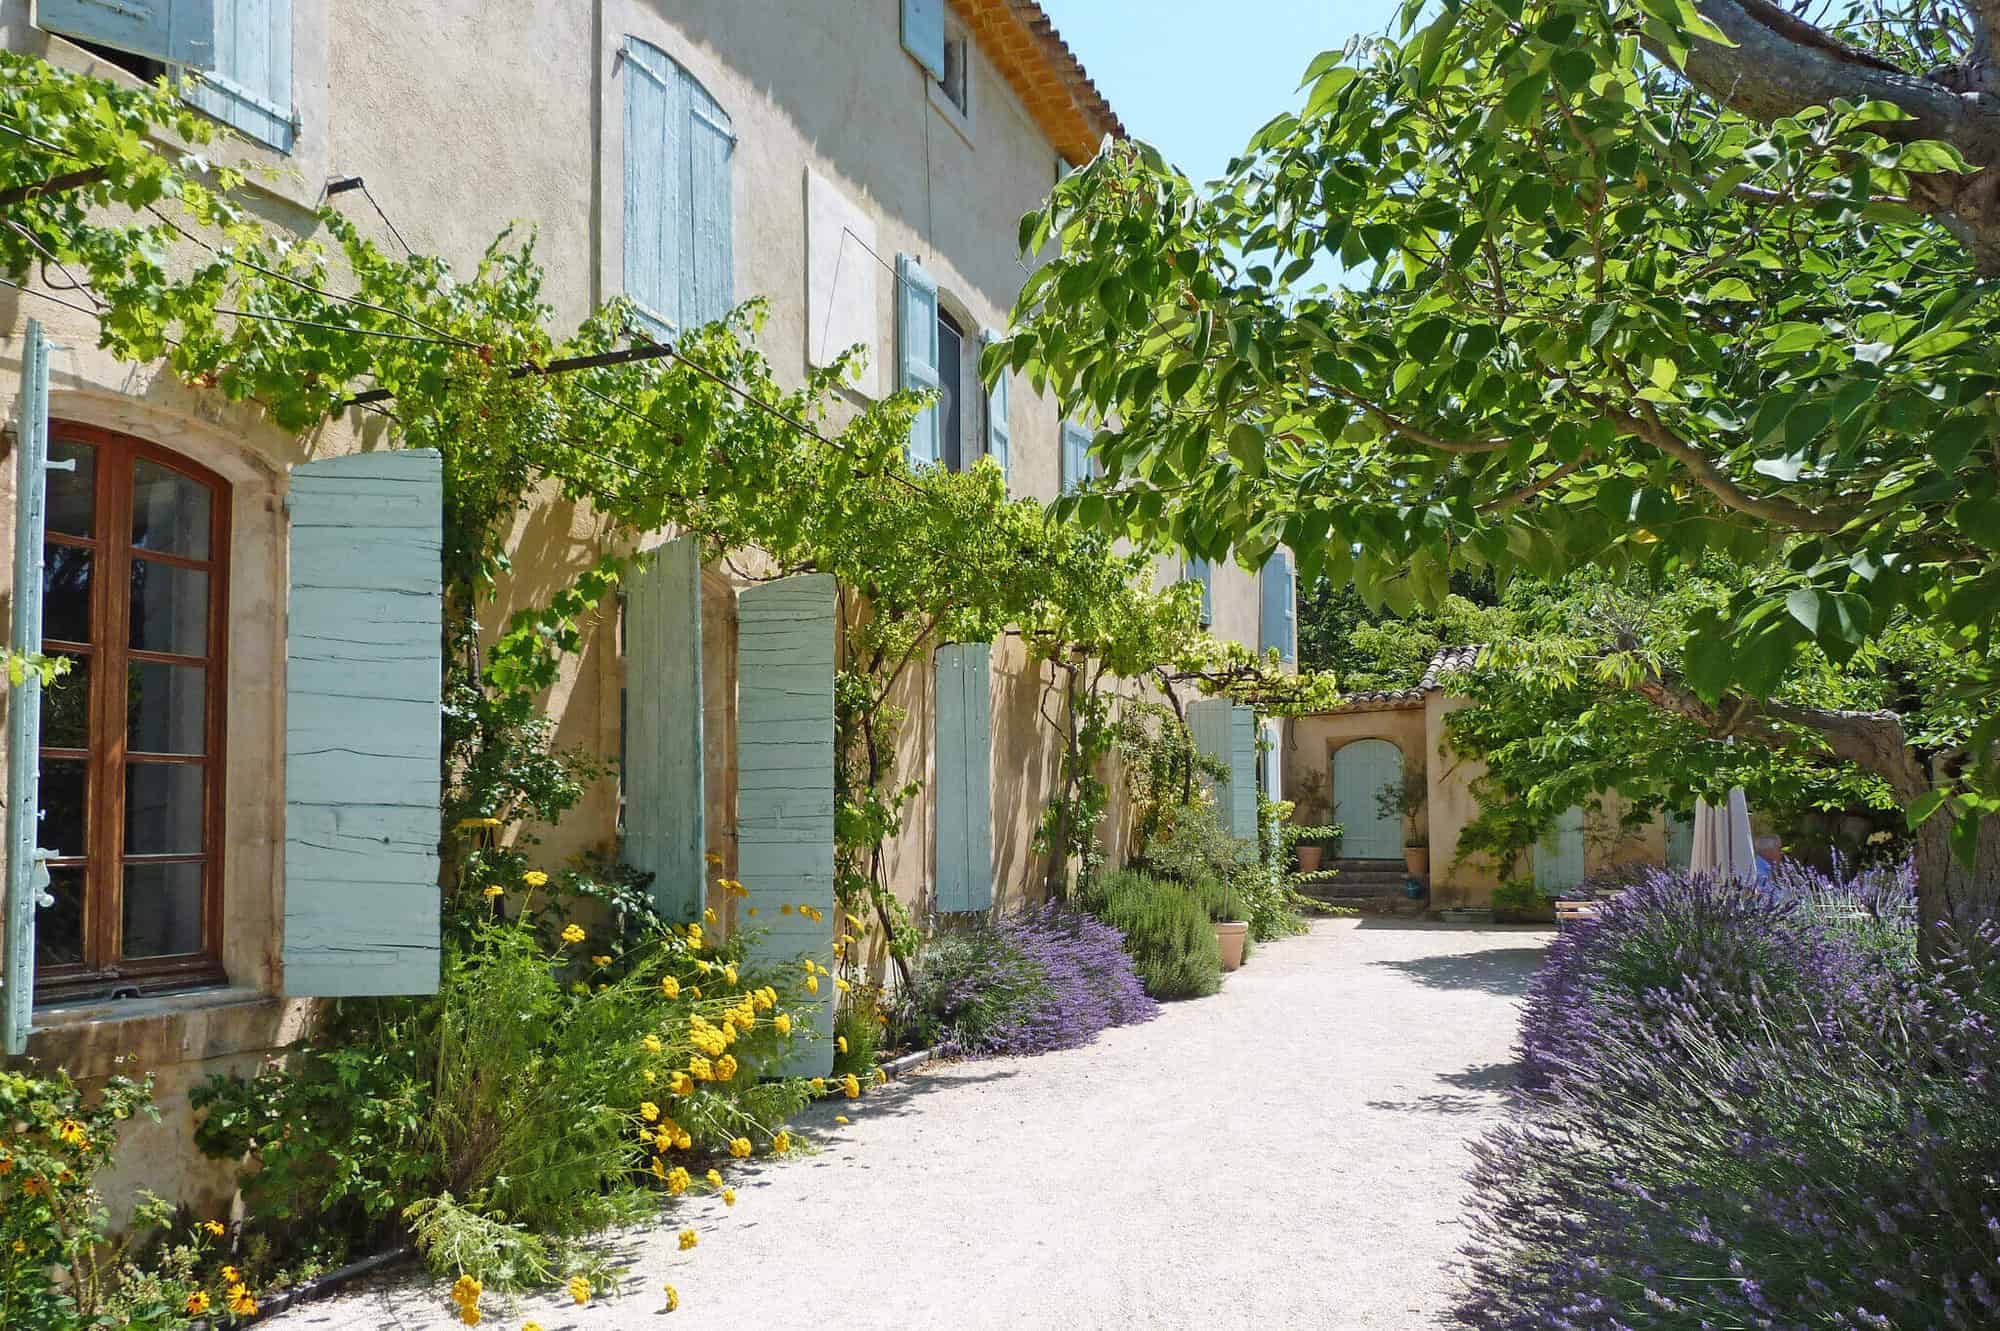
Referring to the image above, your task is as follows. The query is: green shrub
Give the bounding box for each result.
[834,982,886,1076]
[1083,870,1221,999]
[1490,879,1543,920]
[1190,875,1248,923]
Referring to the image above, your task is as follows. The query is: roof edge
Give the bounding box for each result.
[954,0,1126,166]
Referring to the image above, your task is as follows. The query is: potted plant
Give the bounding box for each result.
[1376,772,1430,878]
[1193,877,1251,972]
[1289,769,1332,871]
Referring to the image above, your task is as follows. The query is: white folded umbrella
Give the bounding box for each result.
[1689,788,1757,883]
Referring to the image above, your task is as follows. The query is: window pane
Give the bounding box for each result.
[124,762,205,855]
[43,545,92,645]
[127,661,206,755]
[37,757,87,860]
[937,318,963,472]
[46,439,95,538]
[131,459,212,559]
[40,656,90,750]
[34,865,85,967]
[129,560,209,656]
[121,861,204,959]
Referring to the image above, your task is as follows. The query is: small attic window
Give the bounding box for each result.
[939,28,970,116]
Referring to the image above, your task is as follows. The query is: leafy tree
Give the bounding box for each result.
[999,0,2000,932]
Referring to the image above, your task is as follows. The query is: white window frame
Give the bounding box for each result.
[927,19,975,144]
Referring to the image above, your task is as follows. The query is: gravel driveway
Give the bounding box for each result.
[260,918,1544,1331]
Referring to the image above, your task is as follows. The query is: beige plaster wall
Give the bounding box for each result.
[1283,706,1430,846]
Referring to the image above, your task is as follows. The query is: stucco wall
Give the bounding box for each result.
[1284,706,1430,848]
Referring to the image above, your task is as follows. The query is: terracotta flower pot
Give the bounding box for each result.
[1405,846,1431,878]
[1214,921,1249,972]
[1297,844,1323,873]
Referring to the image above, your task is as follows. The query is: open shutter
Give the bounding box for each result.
[1261,549,1295,663]
[981,329,1009,481]
[38,0,217,68]
[901,0,945,78]
[623,537,705,920]
[623,38,684,335]
[897,254,940,467]
[1060,419,1091,494]
[1188,699,1258,841]
[1185,556,1213,627]
[185,0,293,150]
[283,450,443,997]
[1281,552,1297,663]
[683,75,735,329]
[934,642,993,913]
[737,574,835,1076]
[4,321,51,1054]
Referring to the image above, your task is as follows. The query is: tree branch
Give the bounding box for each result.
[1621,409,1851,533]
[1478,451,1591,512]
[1325,385,1512,454]
[0,166,108,209]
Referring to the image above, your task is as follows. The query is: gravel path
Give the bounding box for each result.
[260,919,1543,1331]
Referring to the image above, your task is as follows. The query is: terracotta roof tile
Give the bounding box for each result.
[1311,644,1486,716]
[953,0,1125,165]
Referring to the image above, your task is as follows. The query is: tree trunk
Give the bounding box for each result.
[1912,808,2000,940]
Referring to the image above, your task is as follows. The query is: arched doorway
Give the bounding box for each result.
[1332,739,1404,859]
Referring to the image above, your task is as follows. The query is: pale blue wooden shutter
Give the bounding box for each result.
[624,38,684,334]
[1060,420,1090,494]
[897,254,940,467]
[4,321,52,1055]
[981,329,1010,481]
[1534,805,1588,891]
[623,537,705,920]
[1260,549,1295,663]
[1260,719,1282,804]
[38,0,217,68]
[283,450,443,997]
[901,0,945,78]
[1665,810,1694,871]
[1188,700,1257,841]
[1185,556,1213,627]
[683,76,735,329]
[737,574,835,1076]
[934,642,993,913]
[185,0,292,150]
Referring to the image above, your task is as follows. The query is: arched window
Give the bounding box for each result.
[36,426,228,998]
[622,38,735,334]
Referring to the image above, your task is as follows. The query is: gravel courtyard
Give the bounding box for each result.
[262,919,1544,1331]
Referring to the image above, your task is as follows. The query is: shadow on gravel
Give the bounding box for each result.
[1368,1059,1524,1116]
[1371,948,1542,997]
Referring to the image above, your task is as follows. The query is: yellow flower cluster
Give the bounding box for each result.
[53,1118,88,1148]
[772,1013,792,1037]
[770,1130,791,1156]
[481,884,504,899]
[685,922,704,950]
[729,1137,752,1159]
[225,1282,257,1317]
[201,1219,225,1237]
[450,1273,482,1326]
[560,923,586,945]
[716,876,748,897]
[568,1274,591,1305]
[660,974,681,998]
[663,1284,680,1312]
[678,1228,699,1250]
[751,986,776,1012]
[184,1291,210,1316]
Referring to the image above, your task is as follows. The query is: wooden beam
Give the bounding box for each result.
[0,167,109,210]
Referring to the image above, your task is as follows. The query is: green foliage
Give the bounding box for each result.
[999,0,2000,874]
[193,915,816,1283]
[1081,870,1222,999]
[1490,879,1545,921]
[832,984,885,1078]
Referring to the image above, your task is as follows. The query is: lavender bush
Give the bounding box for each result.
[1459,863,2000,1329]
[1516,868,1893,1091]
[902,906,1156,1056]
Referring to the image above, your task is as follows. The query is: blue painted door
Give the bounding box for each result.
[1534,805,1588,892]
[1333,739,1403,859]
[933,642,993,913]
[622,537,705,920]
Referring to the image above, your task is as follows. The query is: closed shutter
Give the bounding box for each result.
[38,0,217,68]
[282,450,443,997]
[1060,419,1090,494]
[1533,805,1588,892]
[934,642,993,913]
[4,320,52,1054]
[901,0,945,78]
[981,329,1009,481]
[185,0,293,151]
[683,76,735,329]
[1188,700,1258,842]
[736,574,836,1077]
[1260,549,1294,663]
[622,537,706,920]
[897,254,940,467]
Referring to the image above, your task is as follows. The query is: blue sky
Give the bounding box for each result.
[1037,0,1406,184]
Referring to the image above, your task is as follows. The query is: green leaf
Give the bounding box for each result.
[1502,69,1548,125]
[1907,789,1947,829]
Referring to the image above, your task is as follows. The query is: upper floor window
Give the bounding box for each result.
[623,38,735,336]
[937,24,972,120]
[37,0,296,152]
[35,427,229,1000]
[1184,556,1214,628]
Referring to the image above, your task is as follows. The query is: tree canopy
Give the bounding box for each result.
[999,0,2000,928]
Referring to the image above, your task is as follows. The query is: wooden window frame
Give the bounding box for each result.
[36,423,230,1002]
